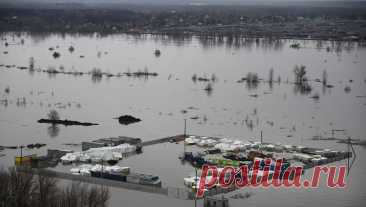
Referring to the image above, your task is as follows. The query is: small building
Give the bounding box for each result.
[82,136,142,151]
[204,196,229,207]
[47,149,73,159]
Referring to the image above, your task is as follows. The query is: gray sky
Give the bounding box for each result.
[1,0,365,7]
[3,0,364,2]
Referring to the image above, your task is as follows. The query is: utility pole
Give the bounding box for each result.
[347,137,350,175]
[194,167,197,207]
[260,131,263,144]
[184,119,187,137]
[184,119,187,153]
[20,145,24,165]
[101,159,104,177]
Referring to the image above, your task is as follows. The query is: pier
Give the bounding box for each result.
[141,134,186,146]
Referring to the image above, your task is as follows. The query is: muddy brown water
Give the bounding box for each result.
[0,33,365,207]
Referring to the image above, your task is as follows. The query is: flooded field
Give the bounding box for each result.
[0,33,366,207]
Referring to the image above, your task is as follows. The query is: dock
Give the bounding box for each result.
[141,134,185,146]
[81,134,185,151]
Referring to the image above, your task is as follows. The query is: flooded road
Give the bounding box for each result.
[0,33,365,207]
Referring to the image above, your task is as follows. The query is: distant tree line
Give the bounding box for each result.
[0,5,365,38]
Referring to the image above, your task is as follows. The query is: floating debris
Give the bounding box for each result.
[4,86,10,94]
[344,86,351,93]
[124,69,158,77]
[17,66,28,70]
[266,121,274,126]
[154,49,161,57]
[310,93,320,100]
[90,68,103,82]
[26,143,47,149]
[38,119,99,126]
[3,146,18,149]
[68,46,75,53]
[117,115,141,125]
[187,106,199,110]
[52,51,61,58]
[63,143,81,146]
[290,42,300,49]
[204,83,213,94]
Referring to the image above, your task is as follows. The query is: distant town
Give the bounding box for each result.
[1,2,366,40]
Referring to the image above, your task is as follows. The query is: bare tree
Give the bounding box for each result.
[48,110,60,120]
[269,68,274,89]
[322,69,328,86]
[293,65,312,94]
[294,65,307,84]
[0,168,109,207]
[29,57,35,71]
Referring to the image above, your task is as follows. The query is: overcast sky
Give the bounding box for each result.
[3,0,364,2]
[1,0,365,6]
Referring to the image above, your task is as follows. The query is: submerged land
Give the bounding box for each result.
[0,2,366,207]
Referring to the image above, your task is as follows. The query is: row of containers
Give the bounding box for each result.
[69,164,162,187]
[180,135,353,190]
[183,135,352,168]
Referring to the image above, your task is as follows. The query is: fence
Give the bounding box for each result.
[18,168,238,201]
[20,168,168,195]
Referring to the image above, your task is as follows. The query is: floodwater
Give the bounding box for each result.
[0,33,365,207]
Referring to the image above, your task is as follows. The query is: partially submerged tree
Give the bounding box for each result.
[68,46,75,53]
[29,57,35,71]
[277,76,281,84]
[245,72,259,90]
[294,65,307,84]
[269,68,274,89]
[91,68,103,83]
[211,73,217,82]
[322,69,328,86]
[192,74,197,82]
[52,52,61,58]
[4,86,10,94]
[293,65,312,94]
[268,68,274,84]
[204,83,213,96]
[246,72,259,84]
[48,109,60,120]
